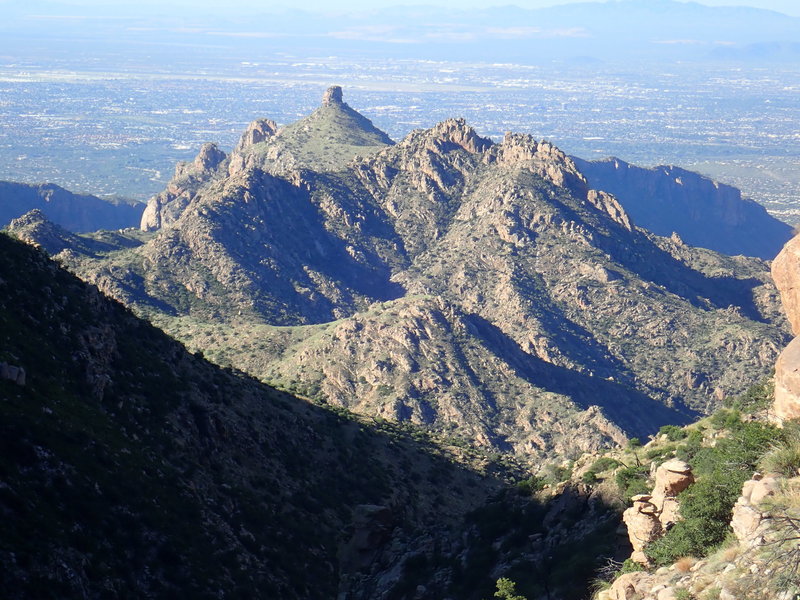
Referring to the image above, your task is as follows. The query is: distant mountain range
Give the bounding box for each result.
[12,87,789,461]
[2,1,799,63]
[0,181,143,233]
[573,156,793,260]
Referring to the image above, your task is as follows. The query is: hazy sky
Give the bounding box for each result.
[19,0,800,16]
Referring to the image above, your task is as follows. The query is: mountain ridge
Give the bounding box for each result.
[14,87,790,460]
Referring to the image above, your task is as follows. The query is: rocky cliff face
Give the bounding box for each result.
[15,87,790,460]
[0,180,143,232]
[771,234,800,422]
[573,156,793,260]
[140,142,229,231]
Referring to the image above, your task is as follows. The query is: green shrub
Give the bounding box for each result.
[582,471,599,485]
[618,558,643,575]
[675,429,704,463]
[615,465,650,500]
[589,457,621,473]
[646,419,778,565]
[758,433,800,477]
[659,424,687,441]
[494,577,527,600]
[724,379,774,413]
[516,476,545,495]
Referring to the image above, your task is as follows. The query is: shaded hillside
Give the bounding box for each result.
[0,231,634,600]
[0,181,143,232]
[16,88,790,460]
[573,156,793,260]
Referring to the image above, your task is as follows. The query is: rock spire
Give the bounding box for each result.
[322,85,344,106]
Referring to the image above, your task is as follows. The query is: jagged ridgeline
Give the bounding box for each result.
[11,86,790,459]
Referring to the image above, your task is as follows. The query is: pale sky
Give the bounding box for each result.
[17,0,800,16]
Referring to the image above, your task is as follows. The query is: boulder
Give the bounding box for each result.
[606,571,655,600]
[651,459,694,528]
[731,473,781,545]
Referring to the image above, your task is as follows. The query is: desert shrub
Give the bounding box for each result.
[582,457,621,485]
[723,379,773,413]
[759,423,800,477]
[659,424,687,441]
[516,476,545,495]
[615,464,650,500]
[675,429,704,463]
[708,408,741,430]
[590,457,621,473]
[759,441,800,477]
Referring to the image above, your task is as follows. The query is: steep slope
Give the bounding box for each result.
[0,180,143,232]
[0,231,637,600]
[19,88,790,460]
[573,156,793,260]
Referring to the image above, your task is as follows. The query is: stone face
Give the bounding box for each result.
[233,118,278,154]
[140,142,229,231]
[774,337,800,422]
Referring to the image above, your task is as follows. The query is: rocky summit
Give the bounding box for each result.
[12,87,791,460]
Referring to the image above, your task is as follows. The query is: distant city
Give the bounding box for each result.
[1,55,799,224]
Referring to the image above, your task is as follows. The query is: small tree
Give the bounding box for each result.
[494,577,527,600]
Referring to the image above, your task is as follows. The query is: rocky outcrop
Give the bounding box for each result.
[605,473,798,600]
[140,142,228,231]
[623,460,694,564]
[0,180,143,233]
[599,571,656,600]
[233,118,278,154]
[651,459,694,528]
[623,494,663,564]
[8,209,89,255]
[573,156,793,260]
[0,361,26,385]
[322,84,344,106]
[772,234,800,335]
[731,472,781,545]
[775,337,800,422]
[772,233,800,423]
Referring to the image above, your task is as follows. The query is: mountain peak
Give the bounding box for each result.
[322,85,344,106]
[429,118,493,154]
[228,86,393,175]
